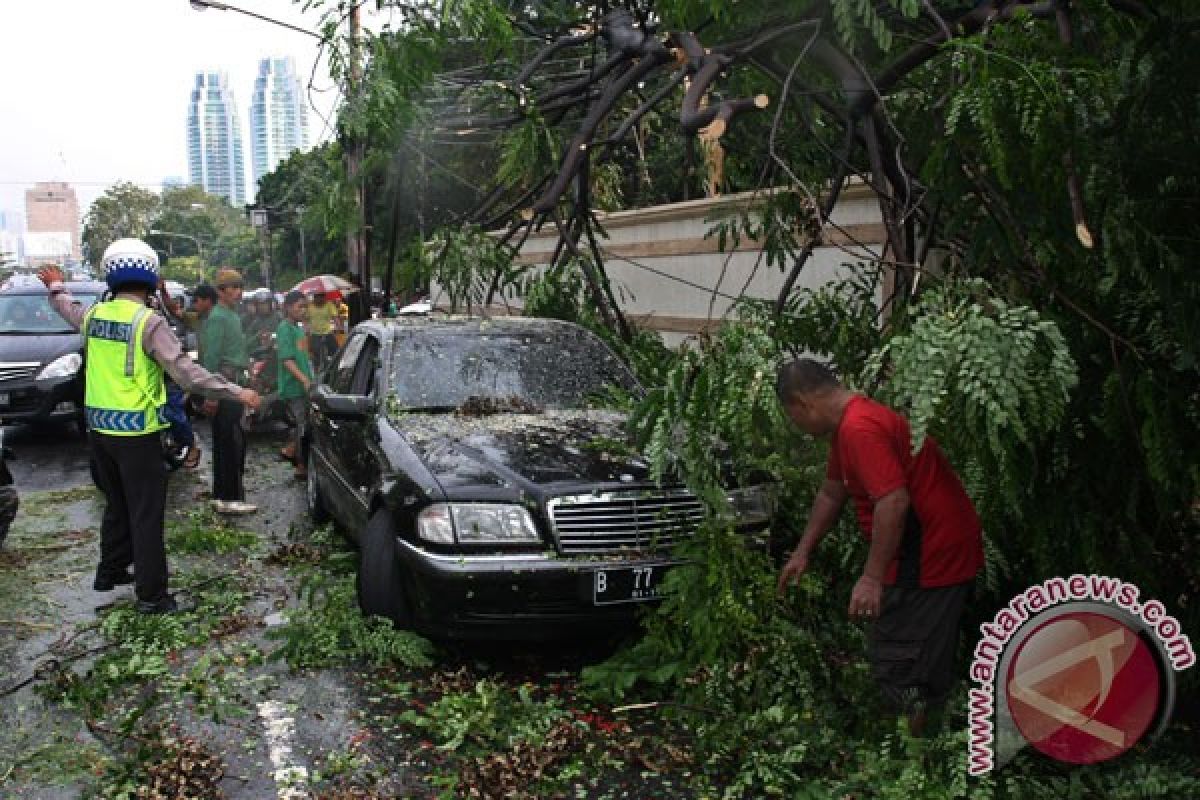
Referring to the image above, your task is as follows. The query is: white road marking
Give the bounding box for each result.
[257,699,309,799]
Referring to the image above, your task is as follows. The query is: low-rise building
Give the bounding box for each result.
[25,182,81,260]
[21,232,74,268]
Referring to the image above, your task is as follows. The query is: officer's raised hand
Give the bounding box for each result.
[37,265,64,287]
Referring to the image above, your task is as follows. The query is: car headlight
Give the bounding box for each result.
[416,503,542,545]
[726,485,776,527]
[37,353,82,381]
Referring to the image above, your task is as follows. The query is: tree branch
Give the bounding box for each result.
[531,49,672,214]
[774,161,852,314]
[859,1,1059,116]
[602,68,689,147]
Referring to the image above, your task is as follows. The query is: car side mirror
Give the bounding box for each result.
[311,385,375,419]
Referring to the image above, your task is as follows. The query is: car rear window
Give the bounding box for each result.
[390,325,637,411]
[0,293,99,334]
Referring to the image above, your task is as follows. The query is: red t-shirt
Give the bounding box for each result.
[826,395,983,588]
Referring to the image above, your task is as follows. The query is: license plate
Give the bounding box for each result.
[593,564,668,605]
[0,393,8,407]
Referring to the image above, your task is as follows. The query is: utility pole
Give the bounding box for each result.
[261,227,272,289]
[250,208,271,288]
[345,3,368,294]
[298,225,307,277]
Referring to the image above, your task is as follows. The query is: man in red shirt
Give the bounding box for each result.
[775,358,983,732]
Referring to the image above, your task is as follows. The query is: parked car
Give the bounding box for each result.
[304,316,774,639]
[0,278,106,432]
[397,298,432,315]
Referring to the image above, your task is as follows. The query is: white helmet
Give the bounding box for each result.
[102,238,160,291]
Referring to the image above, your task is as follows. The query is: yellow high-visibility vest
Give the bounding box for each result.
[82,298,167,435]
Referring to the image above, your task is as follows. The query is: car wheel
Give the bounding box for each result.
[357,508,413,628]
[306,446,330,524]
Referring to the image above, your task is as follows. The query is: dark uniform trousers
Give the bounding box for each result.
[212,398,246,502]
[89,431,168,604]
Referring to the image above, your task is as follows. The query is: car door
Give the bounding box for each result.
[311,332,365,523]
[324,331,382,536]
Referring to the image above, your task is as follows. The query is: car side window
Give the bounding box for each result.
[330,334,367,393]
[350,337,379,397]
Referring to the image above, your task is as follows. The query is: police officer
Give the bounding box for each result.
[39,240,260,614]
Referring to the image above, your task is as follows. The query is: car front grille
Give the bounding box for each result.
[0,362,39,383]
[547,489,706,555]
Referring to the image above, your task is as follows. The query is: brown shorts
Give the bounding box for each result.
[867,580,974,711]
[284,397,307,458]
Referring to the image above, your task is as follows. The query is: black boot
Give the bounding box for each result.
[135,595,179,615]
[93,569,135,591]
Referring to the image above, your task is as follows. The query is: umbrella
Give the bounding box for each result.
[291,274,357,295]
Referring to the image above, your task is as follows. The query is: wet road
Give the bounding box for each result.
[0,417,645,799]
[2,422,94,491]
[0,418,368,799]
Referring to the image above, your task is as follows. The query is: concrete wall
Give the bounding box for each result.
[434,184,886,346]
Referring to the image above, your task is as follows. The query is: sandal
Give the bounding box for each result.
[183,446,202,469]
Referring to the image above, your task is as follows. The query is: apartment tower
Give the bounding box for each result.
[249,57,309,193]
[186,72,247,207]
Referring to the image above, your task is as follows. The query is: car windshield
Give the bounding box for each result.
[0,293,98,334]
[390,325,638,412]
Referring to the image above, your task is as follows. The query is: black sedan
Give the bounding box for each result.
[0,278,105,431]
[304,316,773,639]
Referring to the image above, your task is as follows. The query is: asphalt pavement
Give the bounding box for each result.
[0,418,399,799]
[3,422,94,492]
[0,418,647,799]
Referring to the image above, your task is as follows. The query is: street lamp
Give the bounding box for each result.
[149,229,205,260]
[187,0,323,39]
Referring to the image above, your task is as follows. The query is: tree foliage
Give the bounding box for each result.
[285,0,1200,793]
[255,144,350,289]
[80,182,259,284]
[81,182,161,267]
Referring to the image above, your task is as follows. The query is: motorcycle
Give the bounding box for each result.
[243,332,285,430]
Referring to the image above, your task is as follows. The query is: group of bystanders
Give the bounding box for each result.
[30,238,322,614]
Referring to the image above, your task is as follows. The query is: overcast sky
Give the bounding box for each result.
[0,0,382,222]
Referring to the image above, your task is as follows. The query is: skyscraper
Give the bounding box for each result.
[187,72,247,207]
[250,57,310,193]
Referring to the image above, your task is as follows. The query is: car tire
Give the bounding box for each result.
[306,446,330,524]
[357,508,413,628]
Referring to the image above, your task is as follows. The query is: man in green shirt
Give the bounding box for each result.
[160,283,216,360]
[202,269,255,515]
[158,282,217,469]
[276,291,314,478]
